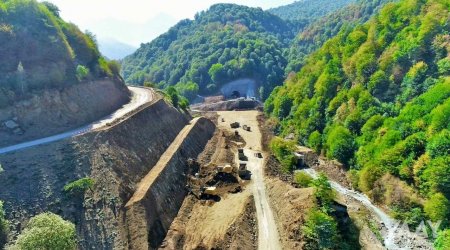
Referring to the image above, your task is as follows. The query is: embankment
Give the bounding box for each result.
[0,97,200,249]
[0,79,130,147]
[125,117,215,249]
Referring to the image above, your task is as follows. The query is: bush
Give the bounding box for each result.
[311,173,335,212]
[434,229,450,250]
[424,193,450,223]
[63,177,94,197]
[269,137,297,173]
[308,131,322,153]
[294,172,313,188]
[15,213,76,250]
[75,65,89,81]
[302,209,338,250]
[166,86,179,108]
[0,200,8,248]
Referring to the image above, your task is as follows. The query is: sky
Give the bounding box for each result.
[44,0,297,47]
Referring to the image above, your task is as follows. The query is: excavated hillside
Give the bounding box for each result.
[0,93,215,249]
[0,80,130,147]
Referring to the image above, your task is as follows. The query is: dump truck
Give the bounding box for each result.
[238,162,251,179]
[239,152,248,161]
[230,122,240,128]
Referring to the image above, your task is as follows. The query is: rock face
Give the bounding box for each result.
[0,80,130,147]
[0,97,213,249]
[124,117,215,249]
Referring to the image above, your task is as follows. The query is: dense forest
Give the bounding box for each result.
[286,0,395,73]
[265,0,450,244]
[122,0,393,101]
[0,0,121,108]
[268,0,355,22]
[122,4,296,99]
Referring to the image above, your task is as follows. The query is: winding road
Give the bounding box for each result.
[217,111,282,250]
[302,168,433,250]
[0,86,154,155]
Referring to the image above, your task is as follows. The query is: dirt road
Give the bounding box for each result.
[217,111,281,250]
[0,87,153,155]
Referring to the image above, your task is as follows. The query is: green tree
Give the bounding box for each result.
[269,137,297,173]
[15,213,76,250]
[0,200,8,248]
[326,126,355,165]
[426,129,449,158]
[63,177,94,198]
[311,173,335,212]
[302,209,338,249]
[434,229,450,250]
[166,86,179,108]
[308,131,322,153]
[424,193,450,223]
[208,63,225,84]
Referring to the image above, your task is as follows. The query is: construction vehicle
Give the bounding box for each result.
[230,122,240,128]
[216,164,235,174]
[238,162,251,179]
[200,186,220,201]
[243,125,251,131]
[254,152,263,158]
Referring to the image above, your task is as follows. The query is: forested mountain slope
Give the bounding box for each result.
[266,0,450,237]
[286,0,395,73]
[122,4,296,99]
[0,0,121,108]
[268,0,356,22]
[122,1,390,101]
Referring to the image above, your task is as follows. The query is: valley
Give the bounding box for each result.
[0,0,449,249]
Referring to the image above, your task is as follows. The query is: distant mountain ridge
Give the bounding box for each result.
[121,1,366,100]
[268,0,356,21]
[98,38,136,60]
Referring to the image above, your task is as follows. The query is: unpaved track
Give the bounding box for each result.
[217,111,281,250]
[0,87,153,155]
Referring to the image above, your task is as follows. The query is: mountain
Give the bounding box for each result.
[265,0,450,230]
[98,38,136,60]
[0,0,122,108]
[268,0,356,21]
[121,1,388,101]
[122,4,297,99]
[286,0,395,73]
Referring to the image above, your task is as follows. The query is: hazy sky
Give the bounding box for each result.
[44,0,297,46]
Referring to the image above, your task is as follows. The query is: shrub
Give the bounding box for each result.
[75,65,89,81]
[424,193,450,223]
[15,213,76,250]
[311,173,335,211]
[434,229,450,250]
[63,177,94,197]
[302,209,338,250]
[0,200,8,248]
[294,172,313,188]
[269,137,297,173]
[166,86,179,108]
[308,131,322,153]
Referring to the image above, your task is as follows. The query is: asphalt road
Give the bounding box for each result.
[0,87,153,155]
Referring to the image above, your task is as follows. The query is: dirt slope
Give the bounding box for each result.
[0,80,130,147]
